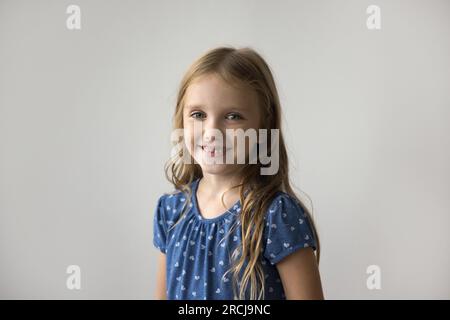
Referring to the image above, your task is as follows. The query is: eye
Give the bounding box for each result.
[190,111,206,120]
[225,113,243,121]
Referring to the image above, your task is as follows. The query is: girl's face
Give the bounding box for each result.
[183,73,261,176]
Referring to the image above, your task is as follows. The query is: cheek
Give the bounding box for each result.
[249,116,263,131]
[183,126,194,150]
[225,130,258,158]
[182,122,203,153]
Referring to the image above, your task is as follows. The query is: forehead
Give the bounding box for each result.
[183,74,258,111]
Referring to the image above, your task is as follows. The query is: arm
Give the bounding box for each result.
[154,251,167,299]
[276,247,324,300]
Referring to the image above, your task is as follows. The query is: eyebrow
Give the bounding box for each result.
[184,104,205,111]
[184,104,245,112]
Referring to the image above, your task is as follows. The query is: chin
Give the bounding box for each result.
[190,145,244,176]
[196,162,231,176]
[194,159,237,176]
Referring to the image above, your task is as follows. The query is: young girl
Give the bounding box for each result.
[153,47,323,300]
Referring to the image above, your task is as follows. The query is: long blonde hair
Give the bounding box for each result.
[165,46,320,300]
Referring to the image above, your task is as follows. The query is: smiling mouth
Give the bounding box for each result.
[197,145,231,158]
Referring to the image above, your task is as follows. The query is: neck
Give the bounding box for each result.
[198,172,243,198]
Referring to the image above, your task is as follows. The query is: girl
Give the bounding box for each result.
[153,47,323,300]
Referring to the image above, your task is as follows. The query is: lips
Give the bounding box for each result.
[197,144,230,157]
[202,145,222,152]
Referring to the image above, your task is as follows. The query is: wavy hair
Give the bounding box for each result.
[165,46,320,300]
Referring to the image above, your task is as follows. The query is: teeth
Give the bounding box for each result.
[200,146,226,157]
[203,146,222,152]
[198,145,230,159]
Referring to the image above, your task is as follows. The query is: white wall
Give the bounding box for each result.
[0,0,449,299]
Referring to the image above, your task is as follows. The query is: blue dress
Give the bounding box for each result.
[153,178,317,300]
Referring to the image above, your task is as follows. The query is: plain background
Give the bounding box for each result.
[1,0,449,299]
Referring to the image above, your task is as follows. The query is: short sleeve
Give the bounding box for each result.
[153,195,168,254]
[263,193,317,265]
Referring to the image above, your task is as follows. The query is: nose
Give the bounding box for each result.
[203,116,223,143]
[203,133,215,144]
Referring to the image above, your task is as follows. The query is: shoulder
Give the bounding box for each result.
[262,191,315,244]
[157,190,188,211]
[264,191,307,221]
[262,191,317,264]
[155,189,190,224]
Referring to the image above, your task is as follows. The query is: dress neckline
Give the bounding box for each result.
[191,178,241,224]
